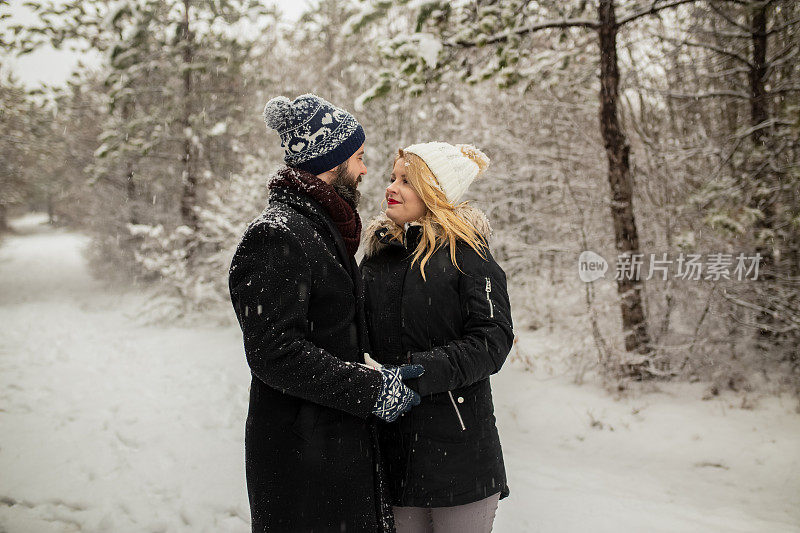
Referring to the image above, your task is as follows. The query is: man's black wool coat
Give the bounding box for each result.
[229,185,388,533]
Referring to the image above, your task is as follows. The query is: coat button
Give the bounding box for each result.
[457,396,464,403]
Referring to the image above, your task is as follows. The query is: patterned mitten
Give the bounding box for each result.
[372,364,424,422]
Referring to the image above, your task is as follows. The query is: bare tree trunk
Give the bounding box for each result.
[122,102,139,225]
[597,0,653,371]
[747,2,778,347]
[126,163,138,225]
[180,0,198,233]
[0,203,8,233]
[749,1,773,247]
[47,191,54,225]
[748,3,769,147]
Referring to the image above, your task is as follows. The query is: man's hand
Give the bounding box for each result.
[372,364,424,422]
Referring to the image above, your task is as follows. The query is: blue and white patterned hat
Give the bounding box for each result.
[263,94,365,175]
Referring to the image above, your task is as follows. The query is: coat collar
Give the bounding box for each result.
[269,186,330,229]
[269,187,357,278]
[360,204,492,259]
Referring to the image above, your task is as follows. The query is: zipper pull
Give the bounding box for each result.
[485,277,494,318]
[448,391,467,431]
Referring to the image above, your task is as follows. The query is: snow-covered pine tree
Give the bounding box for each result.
[0,73,49,232]
[15,0,276,301]
[636,1,800,383]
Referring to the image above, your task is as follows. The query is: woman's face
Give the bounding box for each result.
[386,157,427,224]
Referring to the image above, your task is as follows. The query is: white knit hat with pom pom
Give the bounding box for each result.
[402,142,490,205]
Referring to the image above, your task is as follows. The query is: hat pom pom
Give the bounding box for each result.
[457,144,490,176]
[263,96,292,131]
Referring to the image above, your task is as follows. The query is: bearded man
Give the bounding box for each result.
[229,94,422,533]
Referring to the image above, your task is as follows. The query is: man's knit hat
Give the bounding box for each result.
[263,94,365,175]
[402,142,490,205]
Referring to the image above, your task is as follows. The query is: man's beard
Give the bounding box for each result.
[330,162,362,209]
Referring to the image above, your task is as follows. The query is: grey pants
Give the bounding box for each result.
[393,492,501,533]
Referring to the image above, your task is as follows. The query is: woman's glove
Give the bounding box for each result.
[372,364,424,422]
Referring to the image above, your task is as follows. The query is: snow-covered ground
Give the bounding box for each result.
[1,214,798,533]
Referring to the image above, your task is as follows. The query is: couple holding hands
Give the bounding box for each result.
[229,94,513,533]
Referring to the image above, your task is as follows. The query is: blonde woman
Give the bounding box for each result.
[360,142,514,532]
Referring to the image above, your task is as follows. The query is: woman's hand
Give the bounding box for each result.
[363,353,383,370]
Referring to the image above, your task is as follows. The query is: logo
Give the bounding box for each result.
[578,251,608,282]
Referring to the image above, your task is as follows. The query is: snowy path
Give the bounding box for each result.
[0,215,251,533]
[1,215,799,533]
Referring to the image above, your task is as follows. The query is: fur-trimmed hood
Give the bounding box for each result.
[360,204,492,259]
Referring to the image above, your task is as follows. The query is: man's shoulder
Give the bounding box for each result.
[231,204,305,262]
[242,201,315,241]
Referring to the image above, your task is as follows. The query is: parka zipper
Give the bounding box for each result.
[485,276,494,318]
[448,391,466,431]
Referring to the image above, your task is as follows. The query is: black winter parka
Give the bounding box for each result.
[229,185,390,533]
[359,206,514,508]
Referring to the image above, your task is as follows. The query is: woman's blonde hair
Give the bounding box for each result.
[382,147,489,280]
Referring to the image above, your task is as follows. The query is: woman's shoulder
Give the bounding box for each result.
[452,206,504,274]
[455,204,492,242]
[360,212,396,260]
[452,205,494,264]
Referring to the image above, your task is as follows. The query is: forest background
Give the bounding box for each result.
[1,0,799,396]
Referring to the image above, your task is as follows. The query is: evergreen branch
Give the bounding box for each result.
[767,40,799,65]
[703,66,751,79]
[1,137,29,145]
[767,16,800,35]
[617,0,701,27]
[766,48,799,75]
[693,26,751,39]
[447,18,599,48]
[707,1,752,34]
[657,35,753,66]
[720,290,800,332]
[633,85,750,99]
[766,86,800,95]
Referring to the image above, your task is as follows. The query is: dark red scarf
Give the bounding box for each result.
[269,166,362,257]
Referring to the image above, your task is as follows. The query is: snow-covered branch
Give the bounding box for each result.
[446,18,599,48]
[656,35,754,67]
[631,86,750,99]
[617,0,702,27]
